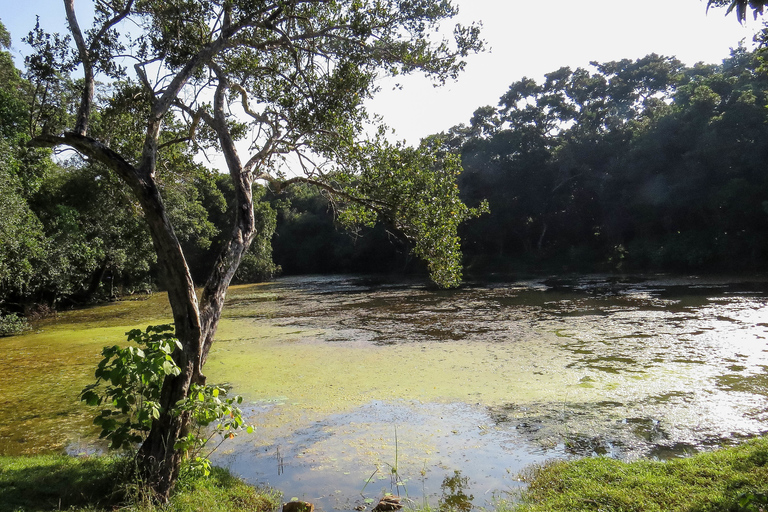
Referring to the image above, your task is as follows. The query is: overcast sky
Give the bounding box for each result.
[2,0,764,144]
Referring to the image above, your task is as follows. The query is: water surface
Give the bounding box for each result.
[2,274,767,509]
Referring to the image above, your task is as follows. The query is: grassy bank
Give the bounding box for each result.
[0,454,281,512]
[504,437,768,512]
[3,438,768,512]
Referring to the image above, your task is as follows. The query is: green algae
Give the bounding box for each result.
[0,294,175,455]
[210,313,696,414]
[2,276,768,473]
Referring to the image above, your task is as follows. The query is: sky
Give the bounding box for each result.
[1,0,764,145]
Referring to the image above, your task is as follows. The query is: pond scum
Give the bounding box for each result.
[2,277,768,510]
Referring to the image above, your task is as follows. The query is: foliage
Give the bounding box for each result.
[80,325,251,471]
[333,136,488,287]
[507,436,768,512]
[708,0,767,22]
[0,19,272,309]
[0,21,52,311]
[0,150,48,302]
[0,312,30,337]
[450,48,768,274]
[28,161,156,302]
[81,325,185,450]
[173,384,254,478]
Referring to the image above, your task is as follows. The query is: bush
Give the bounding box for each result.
[0,312,29,336]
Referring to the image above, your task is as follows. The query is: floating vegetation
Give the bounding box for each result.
[3,275,768,510]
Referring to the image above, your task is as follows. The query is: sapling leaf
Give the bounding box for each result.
[81,325,254,471]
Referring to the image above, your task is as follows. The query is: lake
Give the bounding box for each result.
[2,274,767,510]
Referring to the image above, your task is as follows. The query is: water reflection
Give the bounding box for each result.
[438,471,473,512]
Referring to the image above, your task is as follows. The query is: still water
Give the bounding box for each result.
[2,274,768,509]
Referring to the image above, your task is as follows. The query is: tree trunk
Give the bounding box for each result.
[129,160,256,502]
[135,349,198,501]
[131,184,208,502]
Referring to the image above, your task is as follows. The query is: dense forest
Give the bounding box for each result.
[3,21,768,327]
[454,47,768,273]
[273,47,768,276]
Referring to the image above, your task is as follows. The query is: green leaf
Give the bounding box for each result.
[162,360,175,375]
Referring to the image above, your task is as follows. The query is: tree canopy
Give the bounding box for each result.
[443,47,768,274]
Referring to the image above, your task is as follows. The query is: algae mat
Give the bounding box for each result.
[2,275,768,509]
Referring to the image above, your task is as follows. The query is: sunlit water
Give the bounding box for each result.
[2,274,767,509]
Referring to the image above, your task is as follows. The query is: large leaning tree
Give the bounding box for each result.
[26,0,483,500]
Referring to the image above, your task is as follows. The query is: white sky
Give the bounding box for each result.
[2,0,763,145]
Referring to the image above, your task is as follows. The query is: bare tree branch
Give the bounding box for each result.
[64,0,93,135]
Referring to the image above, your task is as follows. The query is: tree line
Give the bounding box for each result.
[263,45,768,277]
[6,33,768,322]
[453,47,768,274]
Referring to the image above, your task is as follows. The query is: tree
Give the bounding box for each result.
[452,55,684,270]
[708,0,767,22]
[26,0,482,500]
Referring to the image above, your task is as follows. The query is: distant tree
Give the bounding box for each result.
[26,0,482,500]
[453,55,684,269]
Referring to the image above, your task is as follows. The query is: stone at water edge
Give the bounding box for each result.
[372,495,402,511]
[283,501,315,512]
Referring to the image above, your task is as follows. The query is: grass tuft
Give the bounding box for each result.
[504,436,768,512]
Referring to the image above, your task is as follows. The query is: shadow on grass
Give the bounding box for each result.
[0,455,123,512]
[0,456,282,512]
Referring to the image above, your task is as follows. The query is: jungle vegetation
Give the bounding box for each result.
[269,45,768,277]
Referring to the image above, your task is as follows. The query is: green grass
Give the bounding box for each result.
[0,454,281,512]
[4,438,768,512]
[501,437,768,512]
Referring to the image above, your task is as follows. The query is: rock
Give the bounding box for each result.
[372,495,402,512]
[283,501,315,512]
